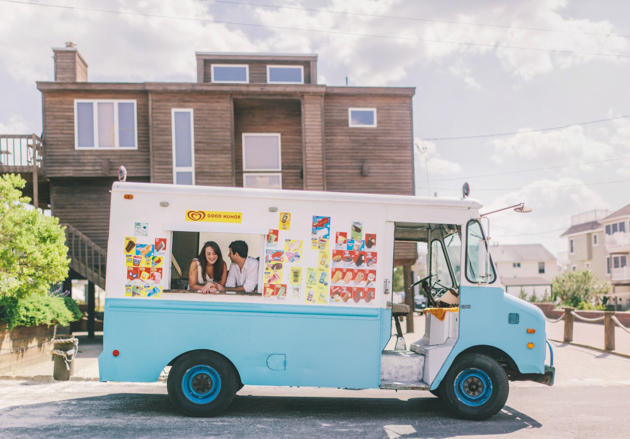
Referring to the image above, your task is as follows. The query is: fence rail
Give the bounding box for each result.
[545,307,630,352]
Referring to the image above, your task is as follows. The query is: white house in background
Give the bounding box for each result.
[601,204,630,308]
[491,244,559,299]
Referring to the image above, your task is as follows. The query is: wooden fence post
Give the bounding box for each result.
[563,307,574,343]
[604,311,615,351]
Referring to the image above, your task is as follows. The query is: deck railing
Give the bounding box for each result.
[63,223,106,290]
[0,134,43,169]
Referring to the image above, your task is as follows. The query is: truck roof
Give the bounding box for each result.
[112,182,482,211]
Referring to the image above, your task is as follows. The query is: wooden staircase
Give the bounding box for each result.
[63,223,107,290]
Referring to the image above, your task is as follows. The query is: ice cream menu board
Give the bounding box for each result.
[124,236,166,297]
[262,212,378,305]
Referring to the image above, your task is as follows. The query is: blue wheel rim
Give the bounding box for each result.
[181,365,222,404]
[453,368,493,407]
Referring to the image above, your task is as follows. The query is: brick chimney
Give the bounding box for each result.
[53,42,88,82]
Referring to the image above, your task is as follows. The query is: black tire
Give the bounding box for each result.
[167,351,238,417]
[441,353,508,420]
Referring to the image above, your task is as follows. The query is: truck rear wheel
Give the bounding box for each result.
[441,353,508,420]
[167,351,238,417]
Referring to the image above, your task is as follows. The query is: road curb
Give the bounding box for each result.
[549,338,630,360]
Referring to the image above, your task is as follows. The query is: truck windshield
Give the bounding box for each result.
[466,220,496,283]
[431,240,453,288]
[444,232,461,286]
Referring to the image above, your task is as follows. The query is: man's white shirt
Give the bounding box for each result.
[225,256,259,292]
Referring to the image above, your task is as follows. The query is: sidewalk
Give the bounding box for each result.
[0,332,102,381]
[545,319,630,357]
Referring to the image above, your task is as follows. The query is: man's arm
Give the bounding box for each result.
[225,264,236,288]
[242,258,259,293]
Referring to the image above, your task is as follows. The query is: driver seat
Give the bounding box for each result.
[391,303,410,350]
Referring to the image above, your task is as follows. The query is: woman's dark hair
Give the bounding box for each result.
[197,241,224,282]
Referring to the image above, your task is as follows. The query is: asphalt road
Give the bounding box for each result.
[1,342,629,438]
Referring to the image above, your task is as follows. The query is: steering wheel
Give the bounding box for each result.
[409,274,437,308]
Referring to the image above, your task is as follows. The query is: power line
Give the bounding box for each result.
[424,155,630,182]
[214,0,630,41]
[3,0,630,60]
[429,177,630,192]
[419,114,630,141]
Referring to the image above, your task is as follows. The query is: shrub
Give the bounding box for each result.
[0,293,82,329]
[0,174,69,299]
[552,270,610,308]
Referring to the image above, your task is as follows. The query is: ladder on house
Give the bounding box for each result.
[63,223,106,290]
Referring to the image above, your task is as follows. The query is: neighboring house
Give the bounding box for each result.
[601,204,630,308]
[560,209,609,280]
[1,43,417,298]
[491,244,559,299]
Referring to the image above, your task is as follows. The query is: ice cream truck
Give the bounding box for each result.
[99,182,554,420]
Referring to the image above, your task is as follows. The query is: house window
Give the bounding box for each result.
[607,257,611,274]
[613,255,628,269]
[620,222,626,233]
[593,234,598,246]
[348,108,377,128]
[569,239,574,254]
[75,100,137,149]
[211,64,248,83]
[172,109,195,185]
[571,265,576,271]
[585,261,591,270]
[512,262,521,268]
[242,133,282,189]
[266,65,304,84]
[538,262,545,274]
[606,224,611,235]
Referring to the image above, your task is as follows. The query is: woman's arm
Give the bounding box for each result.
[219,261,228,286]
[188,260,204,292]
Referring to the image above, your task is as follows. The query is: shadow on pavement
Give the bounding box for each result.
[0,392,541,439]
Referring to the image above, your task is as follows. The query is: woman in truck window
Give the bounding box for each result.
[188,241,227,293]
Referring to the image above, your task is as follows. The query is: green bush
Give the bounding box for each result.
[552,270,610,308]
[0,294,82,329]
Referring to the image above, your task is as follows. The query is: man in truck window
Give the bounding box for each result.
[224,240,259,293]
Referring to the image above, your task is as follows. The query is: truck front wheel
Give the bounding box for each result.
[441,353,508,420]
[167,351,238,417]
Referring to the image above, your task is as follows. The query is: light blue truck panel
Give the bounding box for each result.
[99,298,393,389]
[430,286,547,390]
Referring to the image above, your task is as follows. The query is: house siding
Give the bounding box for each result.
[41,91,150,178]
[149,92,234,186]
[323,94,414,195]
[234,99,303,189]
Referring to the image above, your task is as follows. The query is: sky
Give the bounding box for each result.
[1,0,629,260]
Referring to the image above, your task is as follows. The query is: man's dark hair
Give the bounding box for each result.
[229,240,248,258]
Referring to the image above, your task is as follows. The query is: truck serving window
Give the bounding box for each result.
[465,220,496,284]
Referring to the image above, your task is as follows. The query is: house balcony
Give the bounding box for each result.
[605,232,630,253]
[611,266,630,283]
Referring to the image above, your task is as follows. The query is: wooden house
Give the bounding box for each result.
[2,43,417,334]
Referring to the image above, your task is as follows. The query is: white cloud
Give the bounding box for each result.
[420,0,629,81]
[485,177,608,255]
[414,139,463,195]
[491,125,615,172]
[0,115,31,133]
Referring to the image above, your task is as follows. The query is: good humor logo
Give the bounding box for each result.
[185,210,242,223]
